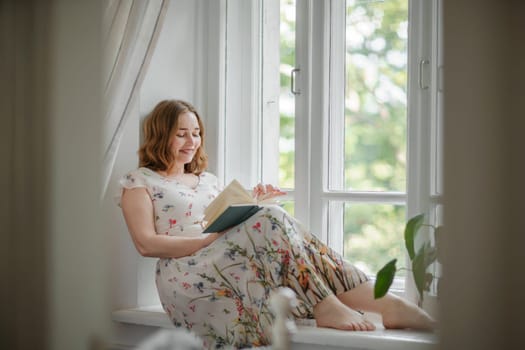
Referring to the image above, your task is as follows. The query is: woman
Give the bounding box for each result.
[118,99,434,349]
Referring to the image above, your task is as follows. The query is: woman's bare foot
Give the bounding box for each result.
[314,295,375,331]
[382,297,436,330]
[335,282,436,331]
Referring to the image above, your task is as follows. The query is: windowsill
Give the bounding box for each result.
[112,307,438,350]
[292,326,438,350]
[113,305,172,329]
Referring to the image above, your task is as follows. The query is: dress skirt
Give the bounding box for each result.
[156,205,369,349]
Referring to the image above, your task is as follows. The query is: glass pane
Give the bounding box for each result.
[279,0,296,189]
[343,203,406,276]
[344,0,408,191]
[279,200,295,217]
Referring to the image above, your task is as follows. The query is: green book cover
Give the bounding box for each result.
[202,205,262,233]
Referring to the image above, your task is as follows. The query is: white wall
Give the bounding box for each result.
[139,0,200,118]
[106,0,201,310]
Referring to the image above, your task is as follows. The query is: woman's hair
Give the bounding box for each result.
[138,99,208,174]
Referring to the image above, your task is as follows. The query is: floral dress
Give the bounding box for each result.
[118,168,369,349]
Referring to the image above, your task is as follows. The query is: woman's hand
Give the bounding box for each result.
[252,183,286,202]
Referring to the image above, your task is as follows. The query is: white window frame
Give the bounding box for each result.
[405,0,443,301]
[219,0,442,302]
[217,0,282,190]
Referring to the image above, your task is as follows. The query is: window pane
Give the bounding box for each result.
[279,200,295,217]
[345,0,408,191]
[343,203,406,276]
[279,0,296,189]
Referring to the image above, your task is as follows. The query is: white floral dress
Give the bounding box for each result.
[118,168,369,349]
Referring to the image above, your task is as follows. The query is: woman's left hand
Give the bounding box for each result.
[252,183,286,202]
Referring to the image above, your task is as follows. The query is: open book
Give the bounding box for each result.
[202,179,275,233]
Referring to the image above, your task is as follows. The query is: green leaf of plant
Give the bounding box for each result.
[405,214,424,260]
[374,259,397,299]
[425,246,438,267]
[412,251,426,299]
[412,242,438,299]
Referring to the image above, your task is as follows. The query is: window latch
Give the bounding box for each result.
[291,68,301,95]
[419,59,430,90]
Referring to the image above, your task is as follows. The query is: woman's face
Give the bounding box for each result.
[170,111,202,167]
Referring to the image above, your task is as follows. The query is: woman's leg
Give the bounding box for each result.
[301,225,435,330]
[336,281,436,330]
[248,206,374,331]
[252,207,375,331]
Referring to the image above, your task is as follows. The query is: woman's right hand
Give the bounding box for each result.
[252,183,286,202]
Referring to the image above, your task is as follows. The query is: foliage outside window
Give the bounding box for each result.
[342,0,408,276]
[279,0,409,277]
[279,0,296,190]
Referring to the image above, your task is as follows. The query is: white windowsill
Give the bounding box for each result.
[113,305,173,329]
[112,306,438,350]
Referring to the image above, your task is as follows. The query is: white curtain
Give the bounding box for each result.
[102,0,168,196]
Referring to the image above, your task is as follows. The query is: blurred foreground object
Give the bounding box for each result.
[136,329,203,350]
[269,287,298,350]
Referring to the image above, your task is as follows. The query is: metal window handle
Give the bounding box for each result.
[419,59,430,90]
[291,68,300,95]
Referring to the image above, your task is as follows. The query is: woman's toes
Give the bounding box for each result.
[364,320,376,331]
[350,321,372,331]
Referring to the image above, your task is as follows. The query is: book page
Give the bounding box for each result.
[204,179,254,224]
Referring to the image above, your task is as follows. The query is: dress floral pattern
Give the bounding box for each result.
[118,168,369,349]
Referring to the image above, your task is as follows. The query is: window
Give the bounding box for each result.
[326,0,410,277]
[221,0,442,299]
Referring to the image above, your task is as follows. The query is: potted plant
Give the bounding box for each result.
[374,214,441,305]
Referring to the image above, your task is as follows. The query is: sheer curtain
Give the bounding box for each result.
[102,0,168,195]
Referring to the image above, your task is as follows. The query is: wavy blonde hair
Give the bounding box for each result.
[138,100,208,174]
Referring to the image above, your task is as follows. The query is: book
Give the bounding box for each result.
[202,179,275,233]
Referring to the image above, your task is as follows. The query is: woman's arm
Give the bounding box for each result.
[121,187,222,258]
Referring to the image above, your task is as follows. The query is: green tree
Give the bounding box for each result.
[343,0,408,274]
